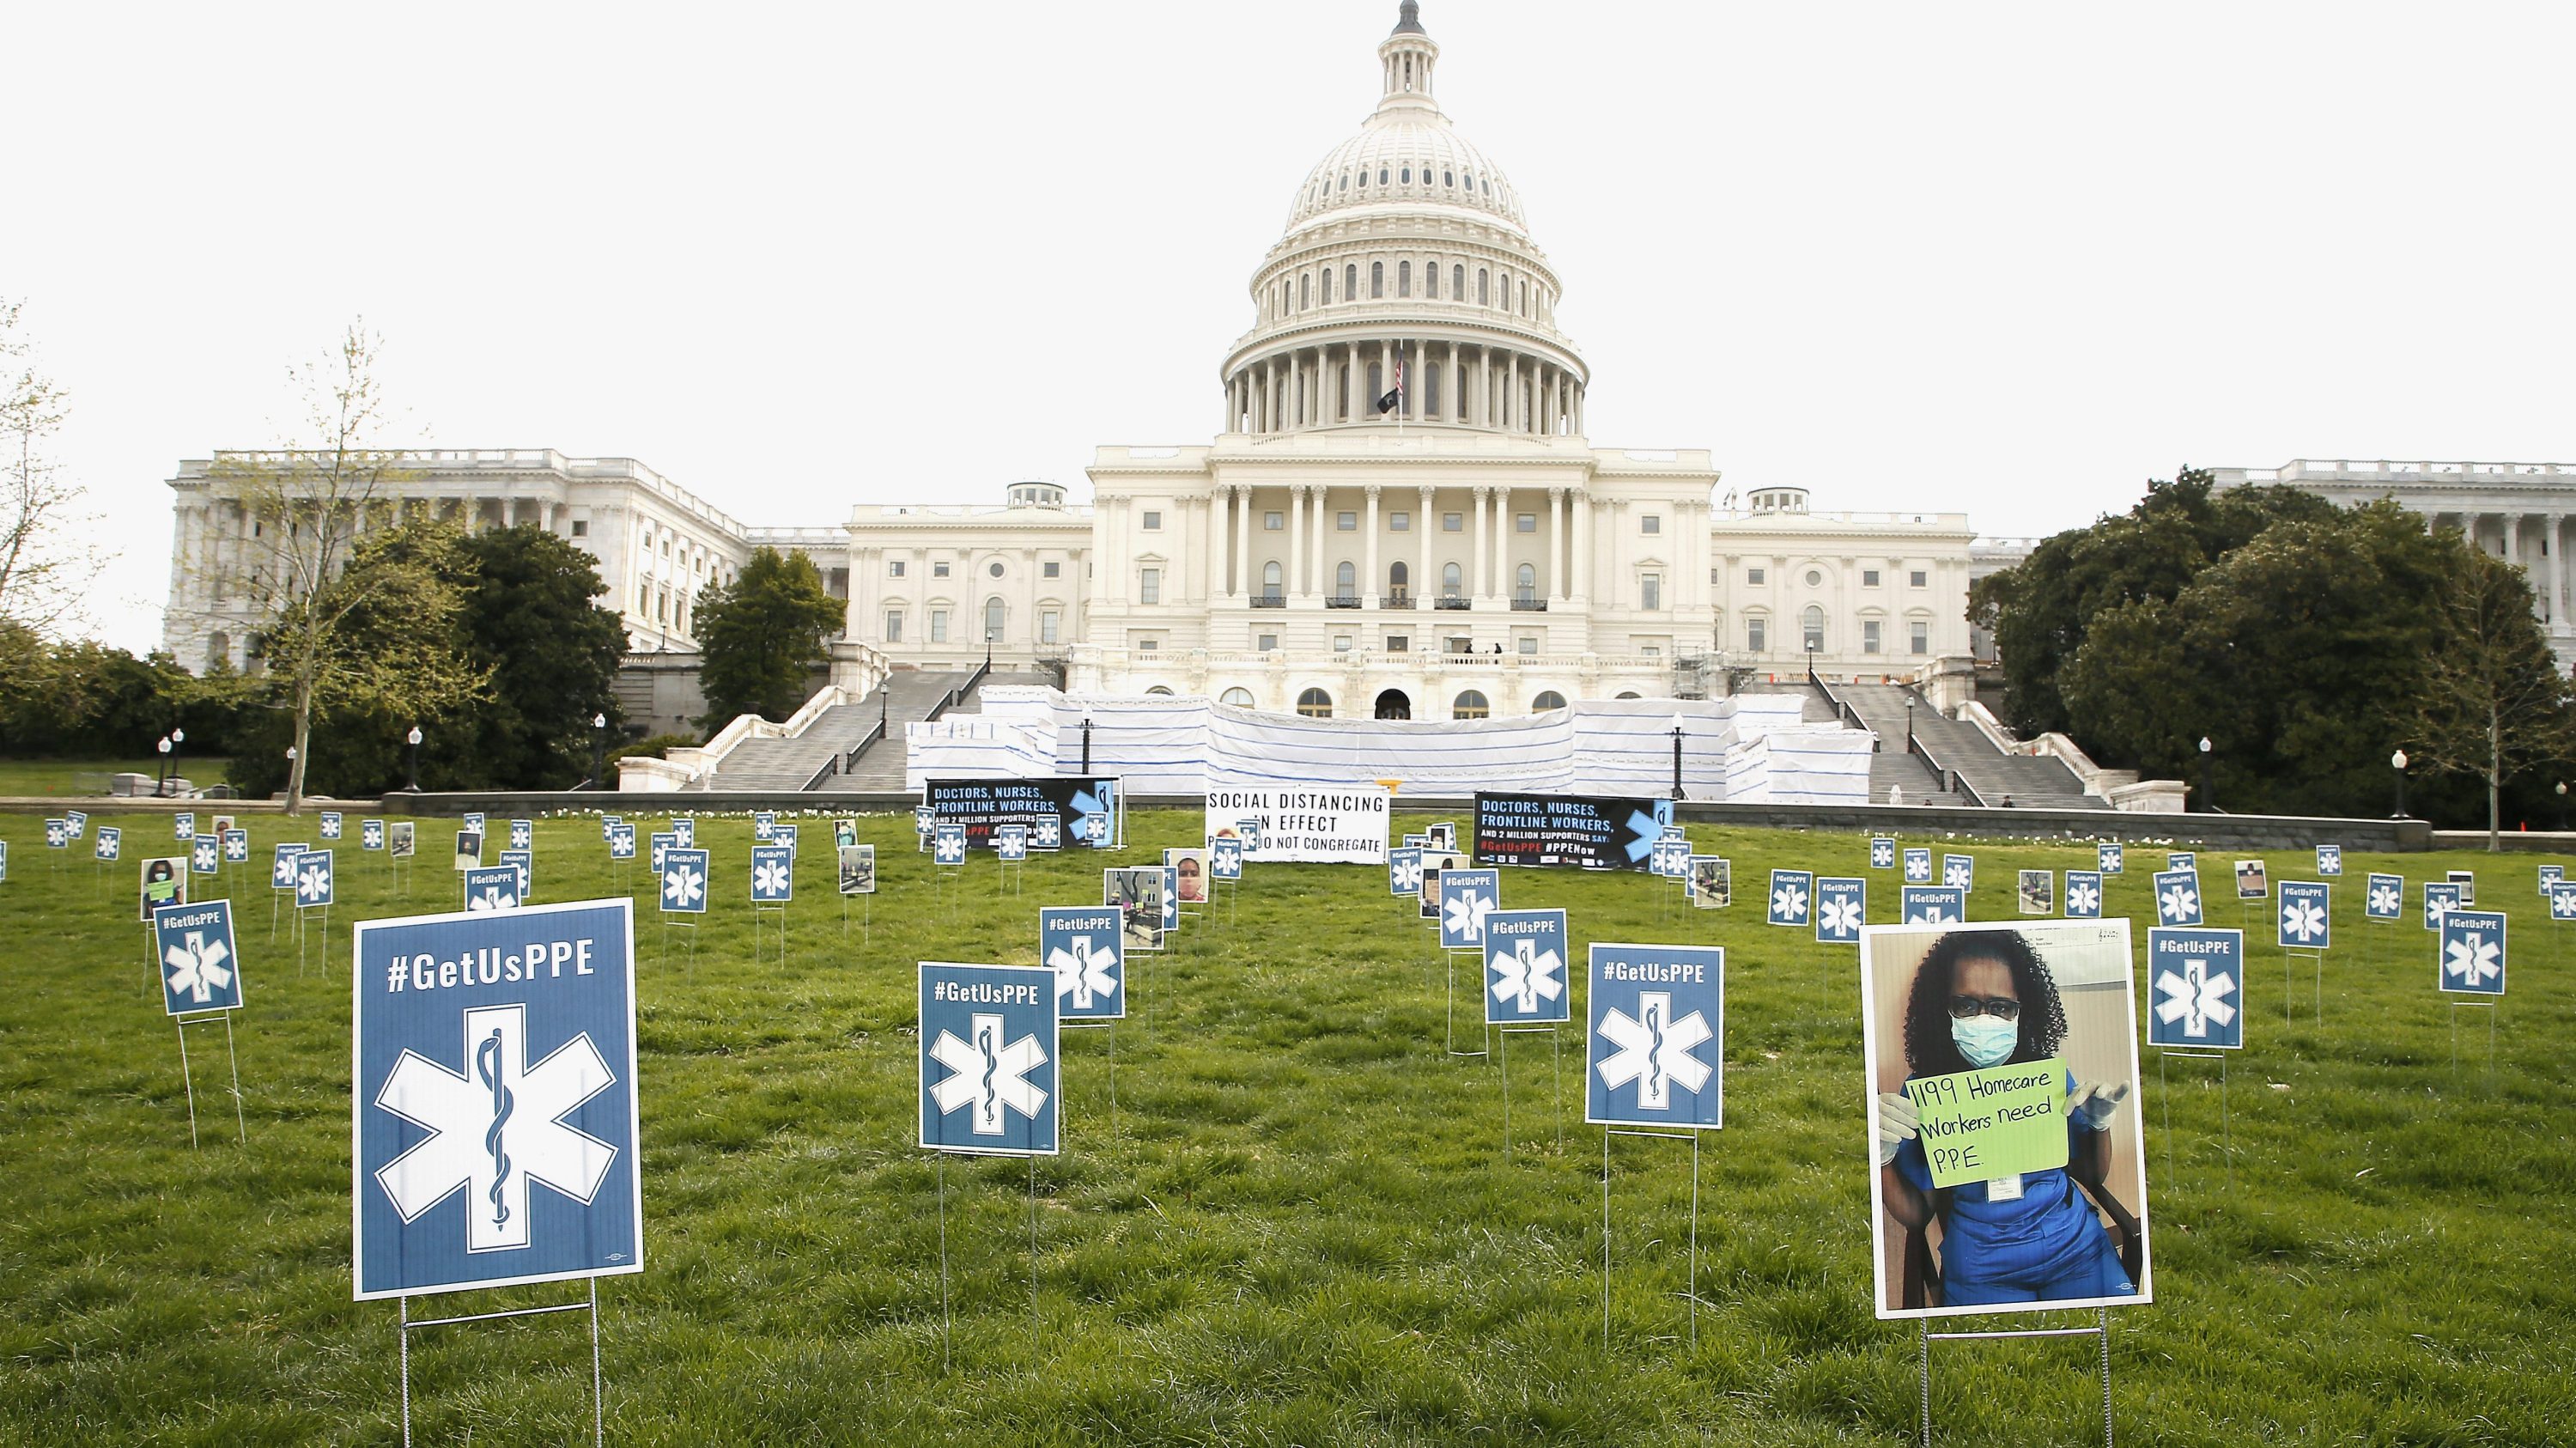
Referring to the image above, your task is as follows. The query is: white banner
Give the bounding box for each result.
[1206,786,1390,865]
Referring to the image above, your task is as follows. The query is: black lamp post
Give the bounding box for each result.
[2197,736,2214,812]
[2391,749,2409,819]
[591,712,609,788]
[1905,702,1915,757]
[155,734,173,796]
[1671,713,1686,800]
[406,725,423,792]
[2557,780,2568,831]
[1080,716,1094,773]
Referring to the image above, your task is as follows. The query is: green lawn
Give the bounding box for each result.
[0,811,2568,1445]
[0,758,230,798]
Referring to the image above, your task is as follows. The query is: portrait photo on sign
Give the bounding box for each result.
[1690,855,1730,910]
[1106,866,1166,951]
[1168,848,1208,903]
[837,844,876,896]
[1858,918,2151,1320]
[453,829,482,870]
[139,856,187,921]
[2235,859,2269,899]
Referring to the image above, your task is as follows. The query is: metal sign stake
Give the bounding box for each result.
[1919,1308,2113,1447]
[1497,1023,1563,1156]
[173,1009,247,1148]
[2154,1048,2230,1195]
[1444,951,1491,1057]
[396,1284,605,1448]
[1601,1127,1702,1350]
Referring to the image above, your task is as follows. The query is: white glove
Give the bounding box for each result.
[1874,1092,1918,1165]
[2067,1080,2130,1132]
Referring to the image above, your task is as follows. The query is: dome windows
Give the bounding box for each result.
[1443,170,1454,186]
[1378,167,1388,185]
[1398,260,1412,297]
[1451,264,1464,300]
[1371,262,1384,299]
[1425,262,1437,300]
[1346,263,1358,300]
[1400,166,1412,184]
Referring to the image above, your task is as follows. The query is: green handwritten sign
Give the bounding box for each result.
[1904,1057,2069,1189]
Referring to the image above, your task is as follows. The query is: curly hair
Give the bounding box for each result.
[1900,928,2070,1076]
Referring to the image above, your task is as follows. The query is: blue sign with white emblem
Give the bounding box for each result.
[1900,885,1967,925]
[2064,870,2105,919]
[173,812,195,841]
[2276,882,2331,949]
[1483,908,1569,1024]
[671,818,695,849]
[2099,842,2124,875]
[2315,844,2342,877]
[2167,851,2196,872]
[750,843,793,902]
[508,819,532,852]
[1869,837,1896,870]
[2438,909,2506,995]
[1389,846,1423,897]
[352,897,641,1300]
[2147,928,2243,1049]
[1210,837,1242,880]
[1766,869,1813,927]
[94,826,122,862]
[1902,847,1932,883]
[996,824,1028,862]
[608,827,636,861]
[659,848,709,915]
[222,828,250,863]
[2365,873,2403,921]
[1437,867,1500,950]
[647,830,673,872]
[295,849,334,908]
[751,812,775,842]
[271,843,306,891]
[45,818,67,849]
[2551,882,2576,922]
[1585,942,1724,1129]
[1941,854,1973,891]
[500,849,532,903]
[320,811,343,841]
[465,865,522,912]
[933,824,966,866]
[1032,814,1062,851]
[1040,907,1125,1020]
[918,962,1059,1156]
[2153,868,2204,926]
[191,834,220,875]
[363,818,386,851]
[1814,877,1866,943]
[155,898,243,1015]
[2422,882,2462,931]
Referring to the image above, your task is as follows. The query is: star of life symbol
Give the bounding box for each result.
[1941,859,1971,889]
[273,853,301,888]
[2552,888,2576,921]
[1443,888,1495,945]
[164,930,234,1007]
[1771,879,1808,922]
[374,1004,617,1253]
[1048,934,1118,1011]
[2425,894,2454,928]
[1489,937,1564,1015]
[192,838,218,873]
[1904,852,1930,883]
[2154,956,2237,1040]
[2444,930,2501,987]
[1871,840,1895,868]
[45,820,66,847]
[296,861,331,904]
[224,834,249,862]
[935,833,965,864]
[1393,855,1423,891]
[928,1013,1049,1135]
[2067,879,2102,915]
[662,862,703,909]
[1595,990,1714,1111]
[2369,881,2402,916]
[2159,881,2199,922]
[2281,897,2327,943]
[321,815,342,840]
[510,821,532,850]
[1820,894,1862,937]
[754,860,792,898]
[468,883,519,912]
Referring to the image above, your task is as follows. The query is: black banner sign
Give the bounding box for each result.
[1473,792,1671,870]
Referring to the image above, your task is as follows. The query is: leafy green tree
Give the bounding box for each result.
[2405,546,2576,849]
[454,525,626,788]
[693,547,841,728]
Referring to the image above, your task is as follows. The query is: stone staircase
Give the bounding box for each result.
[1820,679,2104,809]
[817,668,1059,793]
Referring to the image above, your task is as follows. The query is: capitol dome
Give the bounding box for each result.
[1221,2,1588,441]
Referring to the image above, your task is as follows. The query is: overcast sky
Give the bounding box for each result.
[7,0,2571,654]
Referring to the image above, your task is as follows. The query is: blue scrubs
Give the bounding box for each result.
[1895,1070,2137,1305]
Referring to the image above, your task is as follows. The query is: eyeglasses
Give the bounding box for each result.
[1946,995,2020,1021]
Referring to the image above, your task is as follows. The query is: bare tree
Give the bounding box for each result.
[2408,547,2576,849]
[0,300,108,642]
[211,321,429,812]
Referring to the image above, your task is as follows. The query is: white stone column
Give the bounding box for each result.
[1364,484,1382,605]
[1471,485,1491,599]
[1505,353,1520,432]
[1312,484,1331,598]
[2550,514,2566,625]
[1233,486,1252,600]
[1289,484,1306,599]
[2507,514,2524,571]
[1548,487,1567,601]
[1571,489,1593,605]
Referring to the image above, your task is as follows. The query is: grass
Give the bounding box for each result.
[0,809,2570,1445]
[0,758,231,798]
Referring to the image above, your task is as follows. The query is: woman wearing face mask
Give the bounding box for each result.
[1874,929,2137,1307]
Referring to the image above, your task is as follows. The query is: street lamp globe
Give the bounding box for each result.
[593,713,607,730]
[2197,737,2212,754]
[157,736,172,756]
[2391,749,2407,771]
[172,727,185,745]
[407,726,423,746]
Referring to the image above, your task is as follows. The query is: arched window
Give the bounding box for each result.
[1297,687,1333,718]
[1371,262,1384,299]
[1388,560,1408,598]
[1346,263,1357,299]
[1516,563,1536,599]
[1261,561,1283,599]
[984,597,1005,641]
[1321,270,1333,305]
[1300,274,1310,309]
[1615,691,1643,700]
[1531,691,1568,712]
[1335,560,1356,599]
[1801,605,1826,652]
[1378,167,1389,185]
[1425,263,1439,300]
[1453,690,1490,720]
[207,631,231,668]
[1398,260,1411,297]
[1400,166,1412,184]
[1442,562,1462,597]
[1479,268,1490,305]
[1145,685,1175,697]
[1443,170,1454,186]
[1452,264,1464,300]
[1219,687,1256,708]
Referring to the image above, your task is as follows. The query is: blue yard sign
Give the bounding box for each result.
[44,818,66,849]
[2366,873,2403,921]
[191,834,220,876]
[1032,814,1062,851]
[352,897,641,1300]
[2099,842,2124,875]
[321,811,344,842]
[272,843,307,891]
[671,818,695,849]
[1210,837,1242,881]
[1484,908,1570,1024]
[363,818,386,851]
[0,839,8,880]
[1766,869,1814,927]
[2316,844,2342,877]
[2153,868,2204,927]
[1438,867,1501,950]
[601,817,623,843]
[1902,847,1932,883]
[2277,882,2331,949]
[222,828,250,864]
[1586,943,1724,1129]
[996,825,1028,862]
[2147,928,2244,1049]
[2064,870,2105,919]
[2550,882,2576,922]
[174,812,196,841]
[460,812,487,836]
[155,899,243,1015]
[1389,846,1423,897]
[509,819,533,852]
[2422,882,2462,931]
[918,962,1059,1156]
[2543,864,2567,894]
[659,848,710,915]
[1870,837,1896,870]
[500,849,533,902]
[1900,885,1967,925]
[65,811,86,838]
[2167,851,2196,872]
[751,812,775,842]
[751,843,793,903]
[95,826,122,862]
[1814,877,1866,943]
[1159,867,1180,931]
[1941,854,1973,891]
[933,824,967,866]
[295,849,335,909]
[647,831,675,873]
[1040,907,1125,1020]
[608,829,636,861]
[2438,910,2506,995]
[465,865,522,913]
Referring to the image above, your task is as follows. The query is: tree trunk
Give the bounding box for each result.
[2487,706,2502,852]
[287,670,315,815]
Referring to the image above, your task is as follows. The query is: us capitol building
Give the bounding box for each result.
[164,4,1985,722]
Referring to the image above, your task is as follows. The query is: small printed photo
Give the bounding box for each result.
[2018,869,2054,916]
[139,856,187,922]
[1105,867,1167,952]
[834,818,859,849]
[1691,855,1731,910]
[2234,859,2269,900]
[453,829,483,871]
[1426,822,1456,852]
[2446,868,2476,905]
[1170,849,1209,903]
[1420,868,1444,920]
[837,844,876,896]
[389,822,416,858]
